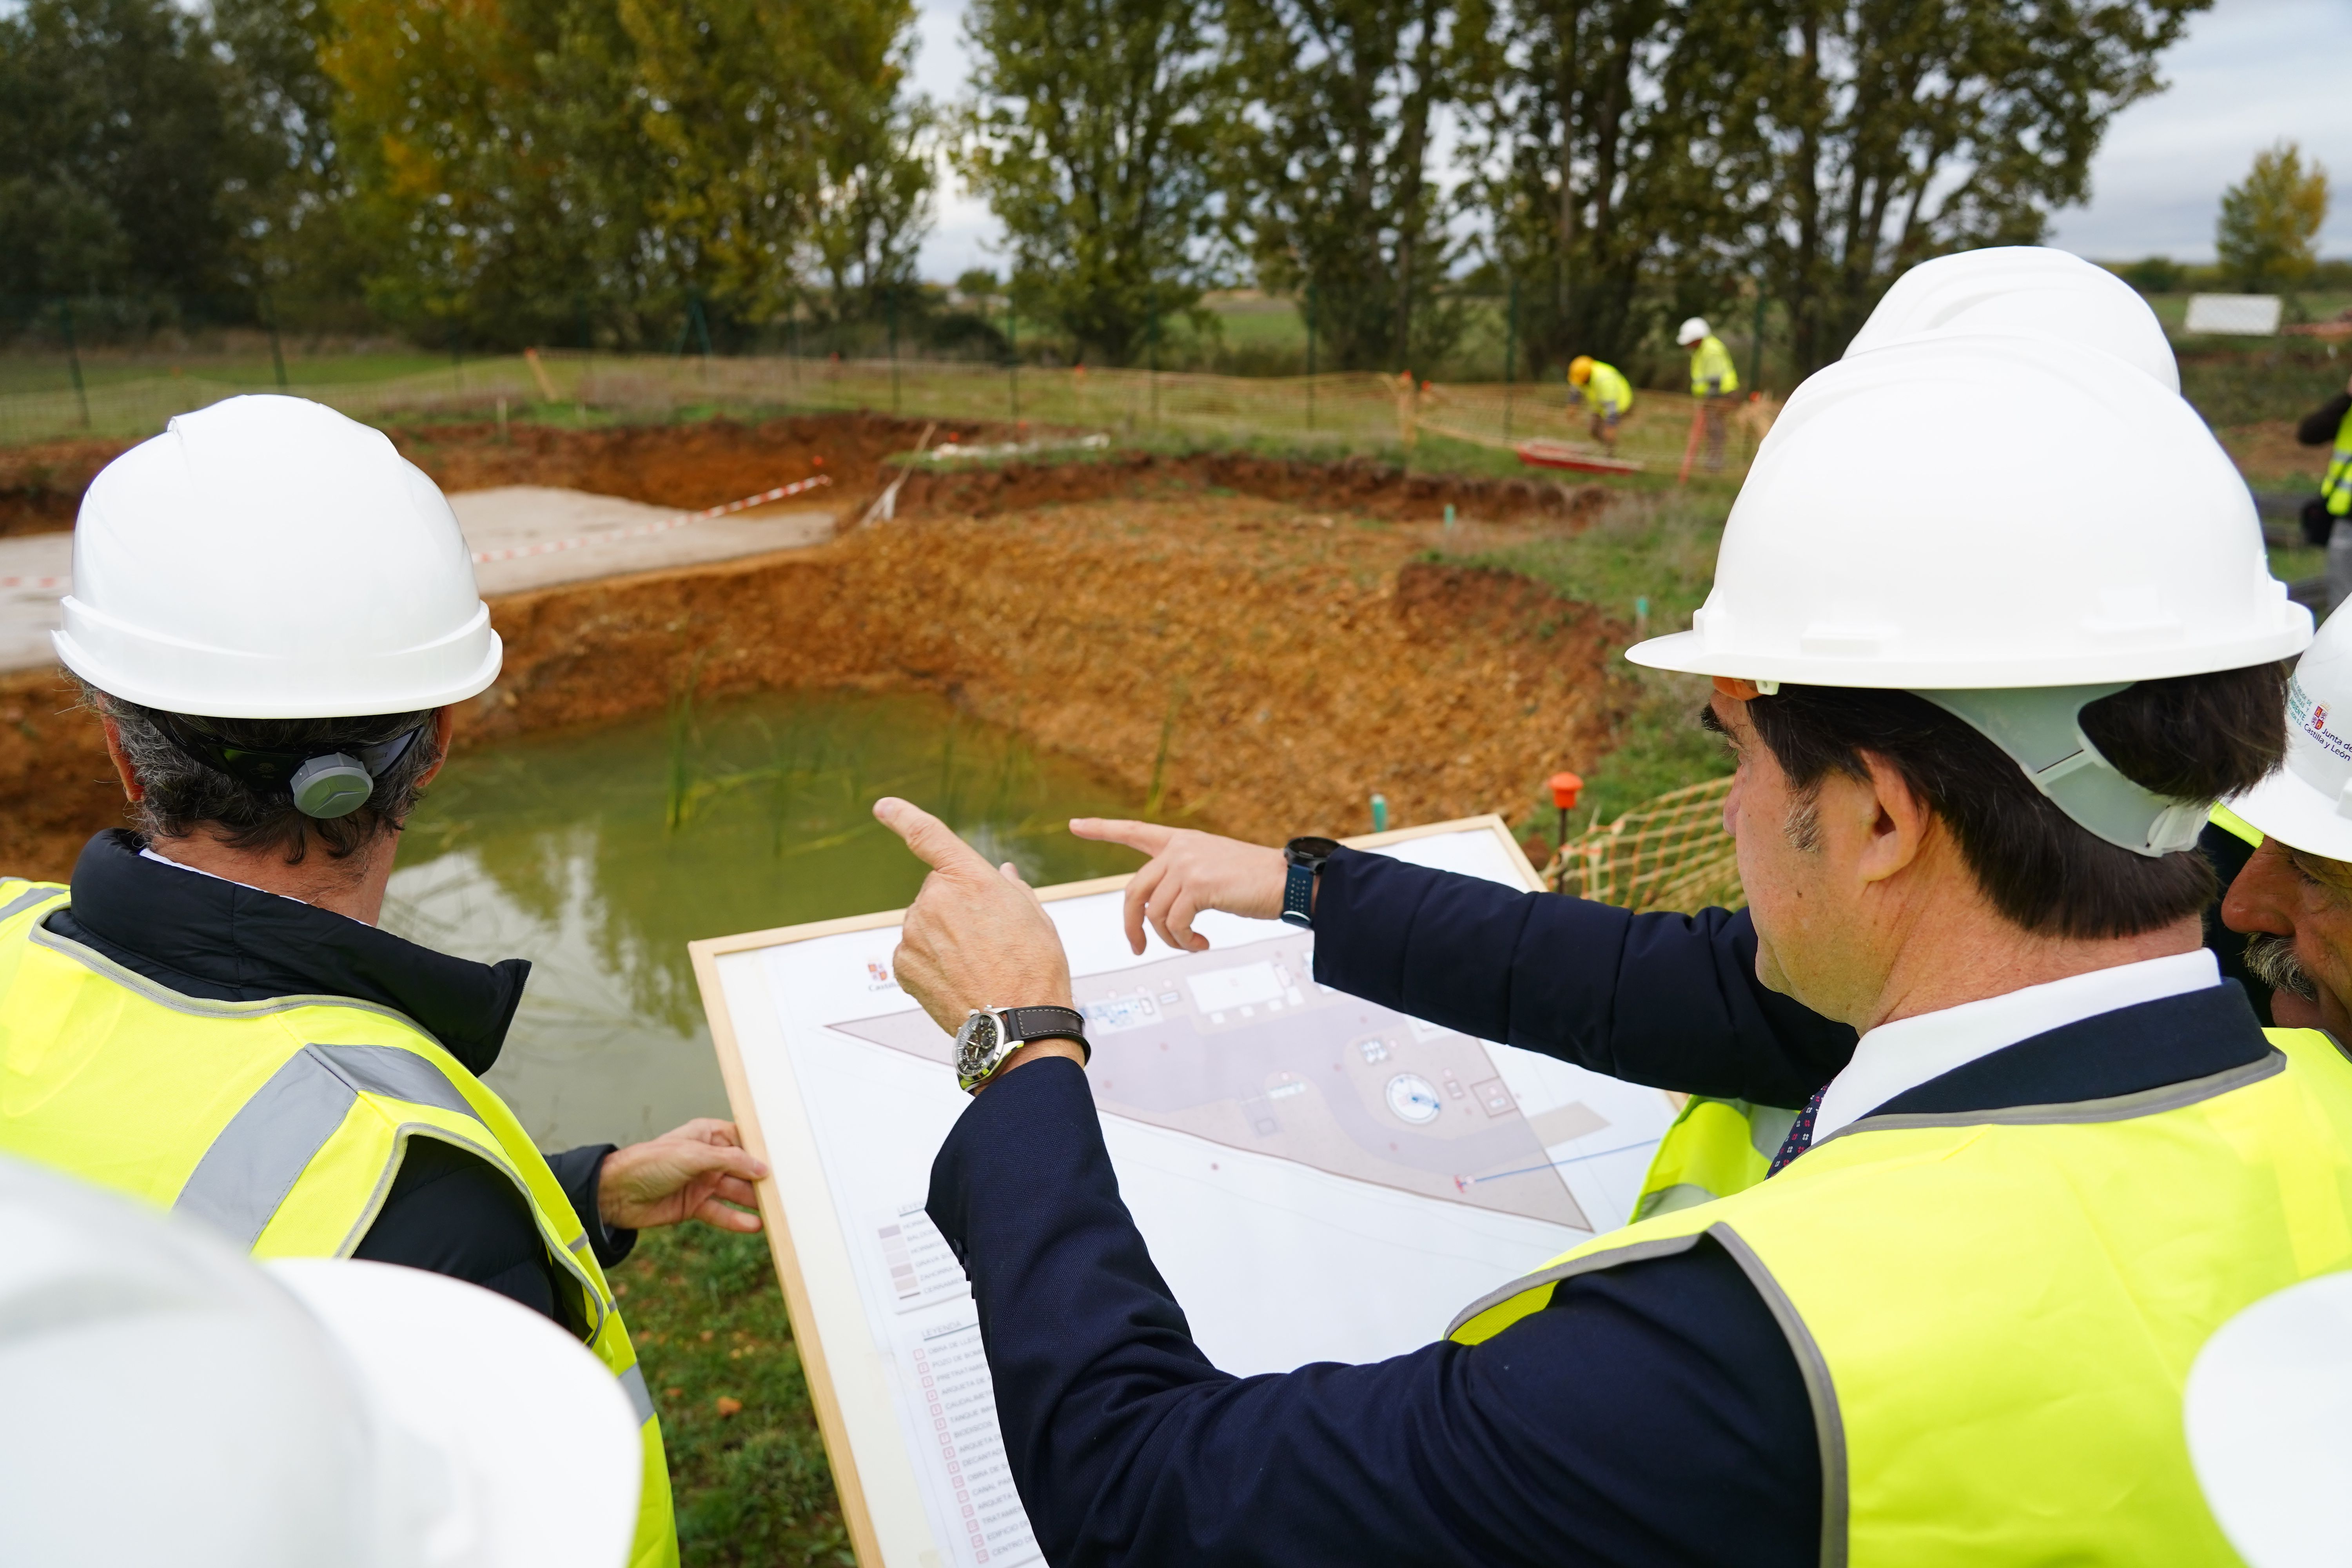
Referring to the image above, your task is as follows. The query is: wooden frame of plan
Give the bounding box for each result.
[688,815,1542,1566]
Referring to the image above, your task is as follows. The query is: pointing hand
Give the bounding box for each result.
[874,797,1076,1044]
[1067,819,1289,955]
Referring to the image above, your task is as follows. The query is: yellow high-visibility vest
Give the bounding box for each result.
[1630,1094,1796,1219]
[1689,335,1740,396]
[1581,360,1635,417]
[0,879,679,1568]
[1453,1022,2352,1565]
[2324,404,2352,520]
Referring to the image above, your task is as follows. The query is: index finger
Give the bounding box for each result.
[1071,817,1174,855]
[875,797,991,875]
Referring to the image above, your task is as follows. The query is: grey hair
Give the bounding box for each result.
[2242,933,2320,1002]
[80,682,443,863]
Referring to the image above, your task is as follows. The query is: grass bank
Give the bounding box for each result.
[619,1225,852,1566]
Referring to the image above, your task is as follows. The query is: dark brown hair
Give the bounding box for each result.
[1735,665,2290,940]
[83,685,443,864]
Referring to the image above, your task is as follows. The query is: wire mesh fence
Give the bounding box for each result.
[0,346,1768,479]
[1545,775,1742,913]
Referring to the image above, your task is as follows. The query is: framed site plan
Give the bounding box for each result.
[689,815,1680,1568]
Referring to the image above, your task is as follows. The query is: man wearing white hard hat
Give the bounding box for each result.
[0,395,770,1568]
[0,1151,645,1568]
[1677,314,1740,471]
[852,249,2352,1565]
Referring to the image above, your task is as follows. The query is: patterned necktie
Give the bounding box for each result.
[1766,1083,1831,1176]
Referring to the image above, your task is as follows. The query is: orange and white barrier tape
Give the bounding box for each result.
[0,575,68,591]
[468,474,833,565]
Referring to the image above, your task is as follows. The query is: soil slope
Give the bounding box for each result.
[0,493,1618,878]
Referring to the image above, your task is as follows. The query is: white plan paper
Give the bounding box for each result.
[693,818,1678,1568]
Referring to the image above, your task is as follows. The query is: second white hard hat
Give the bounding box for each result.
[1628,331,2307,690]
[55,395,502,720]
[1843,245,2179,394]
[2184,1272,2352,1568]
[0,1154,641,1568]
[2227,601,2352,860]
[1676,317,1711,347]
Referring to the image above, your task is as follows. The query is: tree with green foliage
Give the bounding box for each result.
[1685,0,2206,376]
[0,0,243,304]
[1457,0,1712,377]
[209,0,365,307]
[2218,141,2330,295]
[958,0,1226,365]
[1223,0,1464,372]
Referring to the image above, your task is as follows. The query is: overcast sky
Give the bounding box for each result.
[909,0,2351,281]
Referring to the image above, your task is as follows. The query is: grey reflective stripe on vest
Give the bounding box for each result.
[1444,1230,1708,1339]
[0,886,61,926]
[174,1044,484,1249]
[1709,1222,1848,1568]
[1749,1103,1799,1159]
[617,1362,657,1425]
[1812,1049,2285,1151]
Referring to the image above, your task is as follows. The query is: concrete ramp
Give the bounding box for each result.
[0,484,839,673]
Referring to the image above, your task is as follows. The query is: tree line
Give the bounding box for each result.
[3,0,2208,379]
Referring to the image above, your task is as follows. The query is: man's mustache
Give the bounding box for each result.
[2243,933,2321,1002]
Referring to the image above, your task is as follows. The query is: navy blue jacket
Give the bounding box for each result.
[929,847,2273,1567]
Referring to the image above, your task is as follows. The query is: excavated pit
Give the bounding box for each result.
[0,413,1628,881]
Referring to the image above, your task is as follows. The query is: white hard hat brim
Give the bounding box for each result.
[1627,619,2314,690]
[2225,765,2352,865]
[267,1258,642,1568]
[53,617,503,720]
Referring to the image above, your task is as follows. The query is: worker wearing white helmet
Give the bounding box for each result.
[0,1150,645,1568]
[1677,314,1741,471]
[0,394,771,1568]
[868,260,2343,1563]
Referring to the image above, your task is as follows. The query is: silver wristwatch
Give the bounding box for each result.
[953,1005,1089,1093]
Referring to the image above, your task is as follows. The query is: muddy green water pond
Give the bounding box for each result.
[383,690,1147,1147]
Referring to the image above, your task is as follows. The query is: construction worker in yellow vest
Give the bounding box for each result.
[0,395,772,1568]
[2297,373,2352,612]
[1679,315,1741,472]
[873,252,2336,1566]
[1564,355,1633,454]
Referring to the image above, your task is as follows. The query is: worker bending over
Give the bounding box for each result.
[878,281,2340,1563]
[1679,314,1740,471]
[1564,355,1633,453]
[0,396,768,1568]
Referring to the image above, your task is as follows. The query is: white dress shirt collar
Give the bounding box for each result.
[1811,949,2222,1144]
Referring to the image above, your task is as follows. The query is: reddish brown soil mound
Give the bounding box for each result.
[889,449,1610,526]
[0,493,1620,879]
[0,438,134,536]
[388,412,938,510]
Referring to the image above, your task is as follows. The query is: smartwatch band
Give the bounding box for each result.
[1280,837,1340,929]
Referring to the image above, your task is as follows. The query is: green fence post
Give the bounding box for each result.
[1305,282,1317,434]
[58,301,89,429]
[1750,278,1766,394]
[889,290,902,416]
[1148,291,1160,430]
[1007,301,1020,423]
[1504,276,1517,443]
[263,292,288,388]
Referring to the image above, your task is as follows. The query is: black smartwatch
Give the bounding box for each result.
[1280,837,1341,928]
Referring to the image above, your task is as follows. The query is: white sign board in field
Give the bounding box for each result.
[2185,294,2283,336]
[690,816,1678,1568]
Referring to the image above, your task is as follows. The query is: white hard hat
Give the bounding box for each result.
[1630,332,2305,690]
[1677,317,1711,347]
[0,1154,641,1568]
[56,395,502,719]
[1844,245,2179,394]
[2227,601,2352,860]
[2184,1272,2352,1568]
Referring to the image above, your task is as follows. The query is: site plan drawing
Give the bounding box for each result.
[692,818,1680,1568]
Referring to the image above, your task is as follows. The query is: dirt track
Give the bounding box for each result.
[0,413,1627,880]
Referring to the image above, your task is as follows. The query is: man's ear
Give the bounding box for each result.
[416,708,455,789]
[99,716,143,803]
[1854,751,1933,885]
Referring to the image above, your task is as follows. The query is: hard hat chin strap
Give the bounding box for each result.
[1914,685,2209,858]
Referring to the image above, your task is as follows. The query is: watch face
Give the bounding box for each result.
[955,1011,1000,1079]
[1286,835,1342,864]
